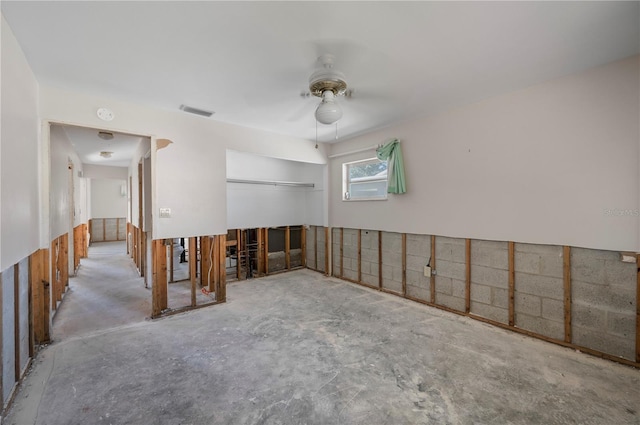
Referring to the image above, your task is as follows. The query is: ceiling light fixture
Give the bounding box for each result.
[99,151,113,158]
[315,91,343,125]
[98,131,114,140]
[309,54,347,125]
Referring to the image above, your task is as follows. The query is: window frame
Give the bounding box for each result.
[342,157,388,202]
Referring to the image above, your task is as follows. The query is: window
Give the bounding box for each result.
[343,157,388,201]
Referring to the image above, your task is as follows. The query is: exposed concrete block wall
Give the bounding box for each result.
[316,227,326,273]
[571,248,637,361]
[2,265,16,405]
[435,236,466,312]
[312,227,639,365]
[360,230,379,288]
[381,231,403,294]
[332,228,340,277]
[470,240,509,324]
[90,218,126,242]
[406,234,431,301]
[342,228,359,282]
[1,256,31,407]
[305,226,315,269]
[514,243,564,340]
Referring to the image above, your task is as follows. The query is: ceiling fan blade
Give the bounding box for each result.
[287,97,317,122]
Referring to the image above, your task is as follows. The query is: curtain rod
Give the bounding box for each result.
[328,144,380,159]
[226,178,314,188]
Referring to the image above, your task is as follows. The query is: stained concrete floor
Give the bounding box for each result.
[5,245,640,425]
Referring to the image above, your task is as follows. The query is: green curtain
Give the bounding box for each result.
[376,139,406,194]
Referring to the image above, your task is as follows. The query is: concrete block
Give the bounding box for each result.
[381,251,402,267]
[383,277,402,293]
[514,293,542,317]
[382,264,393,280]
[406,254,428,272]
[515,244,563,277]
[317,252,326,272]
[360,230,377,250]
[407,234,430,256]
[316,228,325,243]
[361,248,378,264]
[471,240,508,269]
[435,276,453,296]
[515,313,564,340]
[381,231,402,253]
[406,270,428,288]
[451,279,466,298]
[513,273,563,300]
[407,284,429,301]
[572,281,635,314]
[435,236,465,262]
[470,301,508,324]
[492,287,509,309]
[571,251,606,285]
[392,266,403,283]
[435,259,465,280]
[603,259,636,287]
[362,273,378,287]
[291,250,302,268]
[344,269,357,281]
[343,245,357,260]
[572,247,620,262]
[606,311,635,338]
[2,266,16,404]
[436,293,465,312]
[571,303,606,330]
[471,264,508,289]
[541,298,564,322]
[361,261,371,275]
[572,326,634,361]
[268,251,286,273]
[470,283,491,304]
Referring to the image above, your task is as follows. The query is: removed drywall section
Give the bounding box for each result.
[306,226,316,270]
[1,15,40,270]
[514,243,565,340]
[470,239,509,323]
[360,230,379,288]
[2,266,16,406]
[328,56,640,252]
[316,227,327,274]
[571,248,637,360]
[435,236,467,312]
[381,232,403,294]
[342,228,359,282]
[406,233,431,301]
[332,228,341,277]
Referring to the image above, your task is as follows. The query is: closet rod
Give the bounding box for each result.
[226,178,314,188]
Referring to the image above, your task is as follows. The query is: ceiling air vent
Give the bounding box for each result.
[179,104,214,117]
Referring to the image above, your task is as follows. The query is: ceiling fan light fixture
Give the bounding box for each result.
[315,90,343,125]
[99,151,113,158]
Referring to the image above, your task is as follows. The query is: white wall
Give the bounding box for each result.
[83,164,128,180]
[226,150,325,229]
[128,138,151,229]
[0,15,41,269]
[39,87,328,240]
[90,179,127,218]
[329,56,640,252]
[49,125,83,239]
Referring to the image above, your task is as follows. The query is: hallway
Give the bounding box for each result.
[52,241,150,340]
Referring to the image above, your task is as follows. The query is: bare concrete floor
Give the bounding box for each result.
[5,256,640,424]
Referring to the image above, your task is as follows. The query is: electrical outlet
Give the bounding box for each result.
[159,207,171,218]
[424,266,431,277]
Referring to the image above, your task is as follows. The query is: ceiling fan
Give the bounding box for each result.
[306,53,348,125]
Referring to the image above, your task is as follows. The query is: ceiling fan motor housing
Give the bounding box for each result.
[309,54,347,97]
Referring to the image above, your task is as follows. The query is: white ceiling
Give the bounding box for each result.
[3,1,639,143]
[61,125,144,168]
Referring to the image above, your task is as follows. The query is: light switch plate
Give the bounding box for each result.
[159,207,171,218]
[424,266,431,277]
